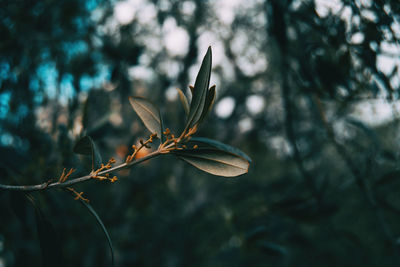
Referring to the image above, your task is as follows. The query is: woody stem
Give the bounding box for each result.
[0,150,162,192]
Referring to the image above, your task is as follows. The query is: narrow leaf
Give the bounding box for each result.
[82,97,90,132]
[160,110,165,143]
[10,192,65,266]
[9,191,31,223]
[80,200,115,267]
[173,148,249,177]
[27,193,65,267]
[177,88,190,115]
[129,96,162,139]
[186,47,212,128]
[259,242,288,257]
[73,135,102,171]
[197,85,216,124]
[190,137,252,162]
[246,226,268,243]
[35,209,65,267]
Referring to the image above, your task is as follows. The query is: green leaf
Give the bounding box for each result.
[186,47,212,129]
[9,191,31,223]
[259,241,288,257]
[129,96,162,139]
[160,110,165,143]
[26,193,65,267]
[173,148,249,177]
[82,96,90,132]
[177,88,190,115]
[197,85,216,124]
[73,135,102,171]
[80,200,115,267]
[246,226,268,243]
[190,137,252,162]
[9,191,66,267]
[35,208,65,267]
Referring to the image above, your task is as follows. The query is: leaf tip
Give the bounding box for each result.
[206,46,212,60]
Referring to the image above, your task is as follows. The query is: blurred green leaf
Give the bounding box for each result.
[186,47,212,129]
[82,97,90,132]
[80,200,115,267]
[245,226,268,243]
[25,193,65,267]
[35,208,65,267]
[177,88,190,115]
[86,114,112,138]
[73,135,102,171]
[173,148,249,177]
[73,135,93,155]
[259,241,288,257]
[190,137,252,162]
[129,96,162,139]
[9,191,31,223]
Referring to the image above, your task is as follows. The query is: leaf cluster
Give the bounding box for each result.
[50,47,252,266]
[129,47,250,177]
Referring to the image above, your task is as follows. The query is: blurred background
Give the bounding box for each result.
[0,0,400,266]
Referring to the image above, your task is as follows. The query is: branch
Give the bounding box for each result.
[277,38,319,200]
[0,150,162,192]
[281,72,320,200]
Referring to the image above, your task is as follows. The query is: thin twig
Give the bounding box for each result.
[278,40,320,200]
[0,150,162,192]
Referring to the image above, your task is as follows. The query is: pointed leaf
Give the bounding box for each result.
[173,148,249,177]
[198,85,216,124]
[27,193,65,267]
[129,96,162,139]
[80,200,115,267]
[35,208,65,267]
[11,192,65,266]
[177,88,190,115]
[186,47,212,129]
[160,110,165,143]
[190,137,252,162]
[73,135,102,171]
[82,97,90,132]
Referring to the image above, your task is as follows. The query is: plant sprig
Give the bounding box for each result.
[0,47,250,193]
[0,46,251,267]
